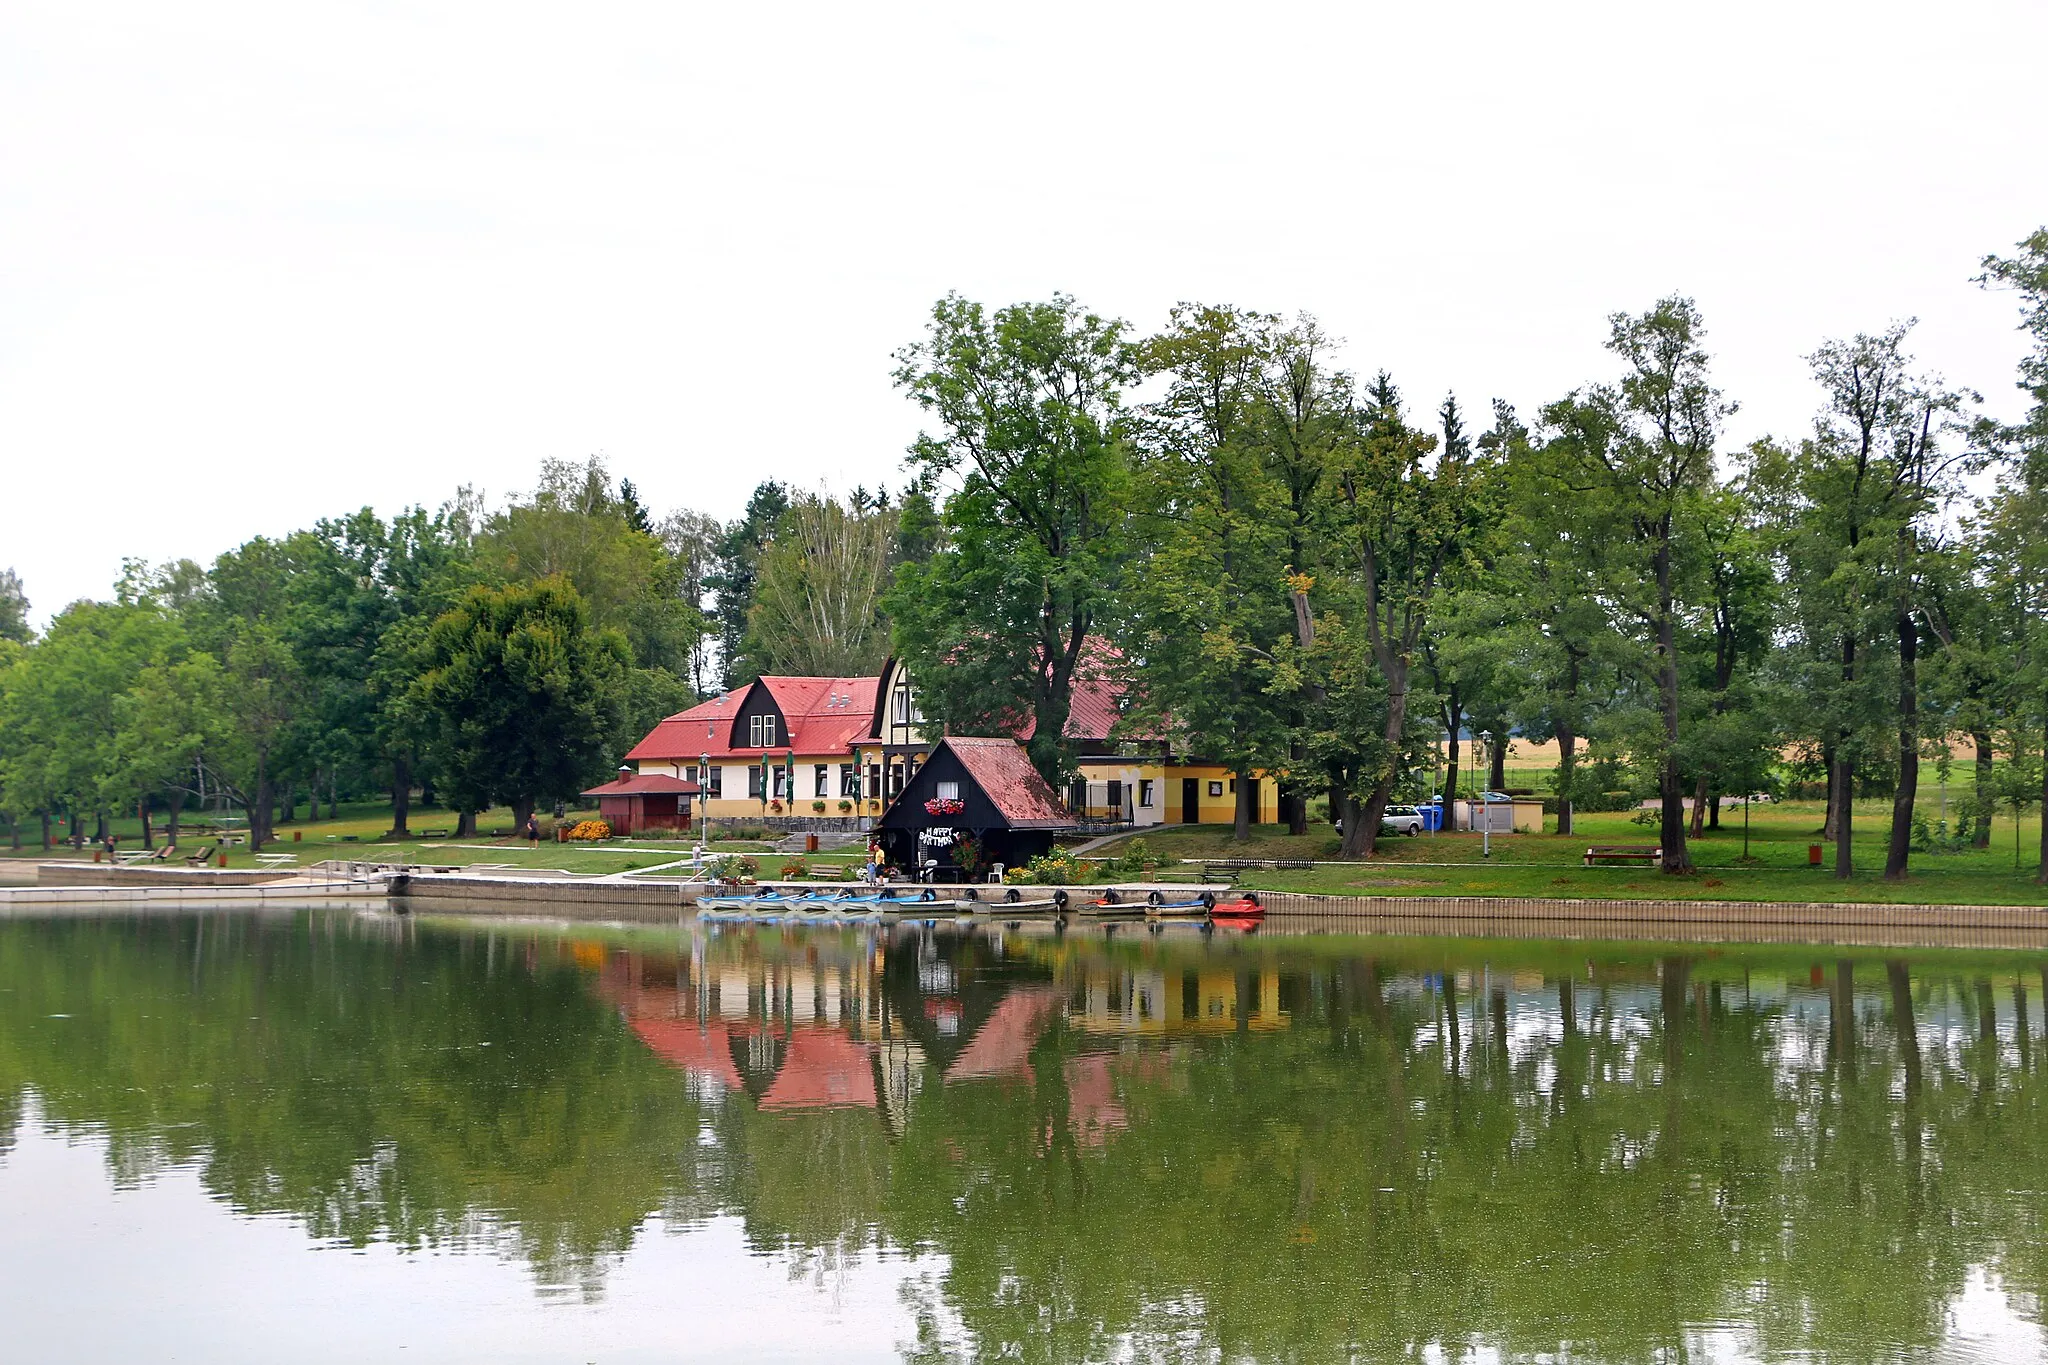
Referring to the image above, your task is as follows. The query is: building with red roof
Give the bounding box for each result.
[619,653,1278,830]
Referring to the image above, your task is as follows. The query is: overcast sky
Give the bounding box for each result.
[3,0,2043,622]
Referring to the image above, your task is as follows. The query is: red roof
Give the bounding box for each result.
[944,737,1070,828]
[625,676,880,762]
[1011,640,1133,743]
[629,1017,745,1091]
[581,773,700,797]
[945,987,1061,1082]
[759,1028,879,1111]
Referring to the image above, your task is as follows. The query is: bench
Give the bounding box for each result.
[419,829,450,839]
[1584,844,1661,867]
[1201,859,1262,883]
[183,843,221,866]
[255,853,299,869]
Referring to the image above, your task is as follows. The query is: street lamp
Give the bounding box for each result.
[1478,730,1493,858]
[698,751,711,863]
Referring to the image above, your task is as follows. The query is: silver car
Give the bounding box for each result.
[1380,804,1425,836]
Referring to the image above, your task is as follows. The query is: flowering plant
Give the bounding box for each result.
[924,797,965,816]
[565,819,612,841]
[768,800,784,813]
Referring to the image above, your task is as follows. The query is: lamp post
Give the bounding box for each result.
[698,751,711,858]
[1478,730,1493,858]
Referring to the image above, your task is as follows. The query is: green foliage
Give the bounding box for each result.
[745,491,893,676]
[1024,848,1084,885]
[412,577,631,819]
[0,568,28,643]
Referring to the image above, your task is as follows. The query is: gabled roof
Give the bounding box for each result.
[625,675,880,762]
[943,737,1069,828]
[581,773,700,797]
[759,1028,879,1111]
[945,986,1061,1082]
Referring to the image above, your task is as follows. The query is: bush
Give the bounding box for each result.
[1112,837,1154,878]
[1025,849,1084,885]
[564,819,611,841]
[706,853,754,882]
[1004,866,1036,885]
[1628,807,1660,828]
[779,860,810,879]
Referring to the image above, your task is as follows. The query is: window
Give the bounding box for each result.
[771,766,787,800]
[814,764,829,798]
[891,688,909,724]
[747,714,778,748]
[1208,781,1223,798]
[747,766,763,799]
[1138,779,1154,808]
[840,764,859,797]
[707,766,722,798]
[867,763,882,798]
[1107,779,1123,813]
[683,765,696,784]
[935,781,960,800]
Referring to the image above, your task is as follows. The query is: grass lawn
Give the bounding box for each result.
[1097,801,2048,906]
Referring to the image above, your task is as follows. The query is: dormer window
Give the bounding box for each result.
[748,714,778,748]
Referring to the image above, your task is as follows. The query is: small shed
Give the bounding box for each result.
[876,737,1070,879]
[579,771,700,836]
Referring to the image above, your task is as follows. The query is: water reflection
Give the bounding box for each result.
[2,910,2047,1362]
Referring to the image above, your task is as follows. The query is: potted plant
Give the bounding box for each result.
[768,800,783,814]
[811,800,826,813]
[836,799,853,814]
[923,796,965,817]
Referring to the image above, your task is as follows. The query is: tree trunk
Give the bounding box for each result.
[1347,658,1413,859]
[166,794,180,849]
[1231,770,1254,843]
[1834,755,1854,879]
[93,810,107,842]
[455,809,476,838]
[390,756,412,836]
[1488,738,1506,793]
[40,810,51,851]
[1689,774,1709,838]
[419,777,437,809]
[1888,960,1921,1098]
[140,798,154,851]
[1821,740,1839,841]
[1555,656,1579,837]
[512,795,535,841]
[1972,731,1995,847]
[1654,551,1691,873]
[1885,606,1918,881]
[1708,793,1722,830]
[309,772,321,824]
[2038,705,2048,885]
[252,761,273,851]
[1442,693,1463,833]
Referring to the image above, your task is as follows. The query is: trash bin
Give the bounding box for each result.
[1419,804,1443,832]
[805,833,819,853]
[1808,844,1822,866]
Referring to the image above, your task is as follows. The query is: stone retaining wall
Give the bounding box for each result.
[391,874,684,921]
[1257,891,2048,950]
[37,862,294,888]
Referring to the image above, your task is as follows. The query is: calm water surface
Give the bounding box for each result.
[2,908,2046,1363]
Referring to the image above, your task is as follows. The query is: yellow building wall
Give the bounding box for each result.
[1164,764,1282,824]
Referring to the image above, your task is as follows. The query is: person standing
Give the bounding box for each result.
[525,815,540,848]
[865,836,883,885]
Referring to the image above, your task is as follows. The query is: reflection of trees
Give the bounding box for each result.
[3,913,2045,1356]
[0,913,703,1297]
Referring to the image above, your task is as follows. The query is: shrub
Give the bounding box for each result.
[842,862,862,882]
[1025,849,1084,885]
[1629,807,1660,828]
[564,819,611,841]
[706,853,751,882]
[1004,866,1036,885]
[1112,838,1154,878]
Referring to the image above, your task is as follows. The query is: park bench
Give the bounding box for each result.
[1271,859,1314,871]
[183,843,220,866]
[1584,844,1661,867]
[1201,859,1263,883]
[255,852,299,870]
[419,828,451,838]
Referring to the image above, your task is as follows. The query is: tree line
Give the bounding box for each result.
[0,460,927,850]
[1,231,2044,881]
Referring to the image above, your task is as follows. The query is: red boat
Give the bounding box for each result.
[1209,892,1263,920]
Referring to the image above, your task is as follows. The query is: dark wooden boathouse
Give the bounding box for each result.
[875,737,1069,879]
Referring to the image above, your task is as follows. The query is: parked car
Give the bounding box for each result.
[1380,805,1425,836]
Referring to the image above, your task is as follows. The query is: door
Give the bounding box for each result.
[1181,778,1200,824]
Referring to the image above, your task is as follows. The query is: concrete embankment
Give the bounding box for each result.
[1258,891,2048,950]
[36,862,299,887]
[390,873,686,921]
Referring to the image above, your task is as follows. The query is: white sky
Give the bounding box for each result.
[3,0,2043,623]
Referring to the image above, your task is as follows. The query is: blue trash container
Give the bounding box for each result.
[1419,802,1443,832]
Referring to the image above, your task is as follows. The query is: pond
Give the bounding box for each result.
[2,908,2045,1362]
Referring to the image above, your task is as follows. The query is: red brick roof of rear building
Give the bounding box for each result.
[626,676,880,762]
[943,737,1070,827]
[1009,641,1138,743]
[580,773,700,797]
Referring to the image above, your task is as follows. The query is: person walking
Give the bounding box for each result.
[525,815,540,848]
[865,836,883,885]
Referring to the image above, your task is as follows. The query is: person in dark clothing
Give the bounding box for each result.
[525,816,540,848]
